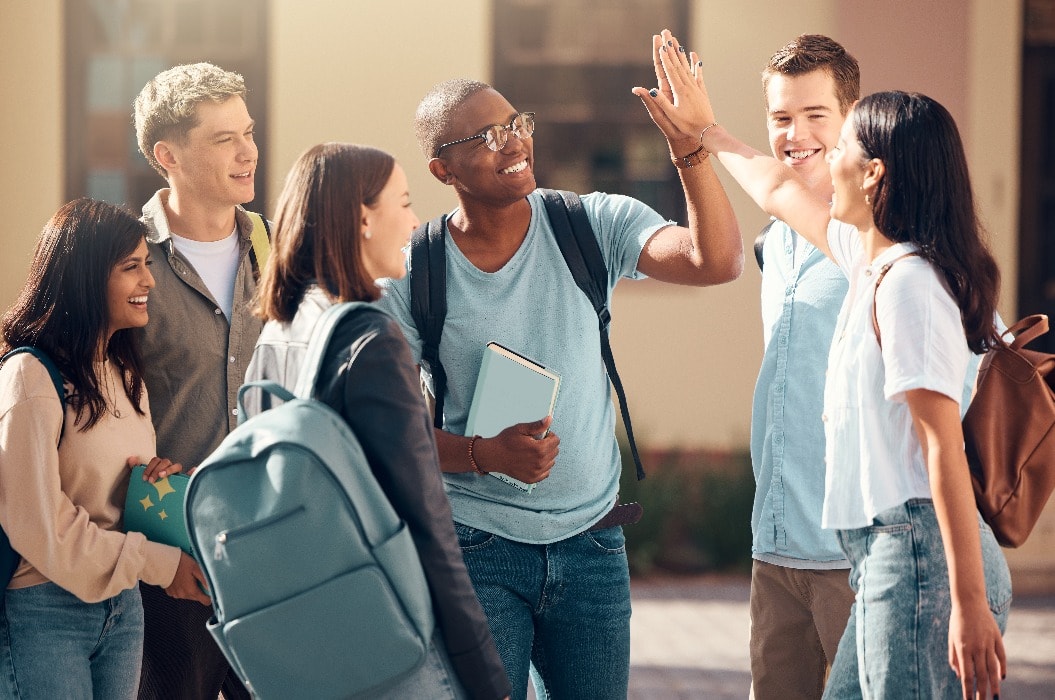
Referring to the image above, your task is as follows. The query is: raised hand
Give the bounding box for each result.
[632,29,718,154]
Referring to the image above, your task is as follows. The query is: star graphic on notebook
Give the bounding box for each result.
[153,477,176,500]
[139,495,154,510]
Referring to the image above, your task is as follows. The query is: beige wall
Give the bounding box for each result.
[0,0,1026,450]
[0,0,64,311]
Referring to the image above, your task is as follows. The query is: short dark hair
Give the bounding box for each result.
[762,35,860,114]
[854,91,1001,353]
[256,143,396,322]
[1,198,149,429]
[415,78,493,158]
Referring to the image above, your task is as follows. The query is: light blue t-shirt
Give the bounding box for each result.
[377,189,669,544]
[751,220,850,568]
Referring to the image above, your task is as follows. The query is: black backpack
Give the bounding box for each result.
[409,188,645,481]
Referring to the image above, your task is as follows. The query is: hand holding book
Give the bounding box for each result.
[465,343,561,492]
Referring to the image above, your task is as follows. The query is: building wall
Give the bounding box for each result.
[1,0,1049,580]
[0,0,64,310]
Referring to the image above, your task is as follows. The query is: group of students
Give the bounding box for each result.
[0,25,1011,700]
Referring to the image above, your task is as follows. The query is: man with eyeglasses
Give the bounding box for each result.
[377,77,742,700]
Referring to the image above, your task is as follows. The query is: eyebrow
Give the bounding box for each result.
[210,120,256,138]
[769,105,834,116]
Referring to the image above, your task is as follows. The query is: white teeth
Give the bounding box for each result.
[501,160,528,174]
[788,150,818,160]
[129,296,148,304]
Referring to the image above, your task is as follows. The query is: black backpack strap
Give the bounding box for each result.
[539,188,646,481]
[1,347,66,438]
[409,215,449,429]
[754,219,775,272]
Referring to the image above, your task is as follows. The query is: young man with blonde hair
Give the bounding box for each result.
[132,61,264,700]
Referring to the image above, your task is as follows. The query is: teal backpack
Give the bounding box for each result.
[0,347,66,592]
[184,302,435,699]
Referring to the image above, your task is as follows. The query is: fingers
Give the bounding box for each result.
[140,456,180,482]
[519,415,553,437]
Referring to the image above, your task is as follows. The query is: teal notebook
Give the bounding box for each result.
[464,342,560,492]
[124,465,193,554]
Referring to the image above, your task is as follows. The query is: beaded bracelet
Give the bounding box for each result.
[468,435,488,475]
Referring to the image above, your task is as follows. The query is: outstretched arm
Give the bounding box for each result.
[634,29,833,260]
[629,33,743,286]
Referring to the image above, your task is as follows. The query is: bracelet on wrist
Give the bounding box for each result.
[468,435,488,475]
[671,121,719,169]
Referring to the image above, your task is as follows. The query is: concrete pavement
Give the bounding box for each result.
[627,573,1055,699]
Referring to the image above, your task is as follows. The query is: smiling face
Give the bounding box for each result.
[766,69,846,195]
[827,113,872,229]
[433,88,536,206]
[106,238,155,341]
[159,96,257,209]
[361,163,420,280]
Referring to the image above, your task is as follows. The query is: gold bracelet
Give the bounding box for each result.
[468,435,488,474]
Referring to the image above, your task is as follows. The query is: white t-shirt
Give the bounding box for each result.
[821,220,972,530]
[170,228,240,319]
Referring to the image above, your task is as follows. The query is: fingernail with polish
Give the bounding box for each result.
[698,61,703,67]
[678,46,685,53]
[667,40,673,46]
[648,88,658,98]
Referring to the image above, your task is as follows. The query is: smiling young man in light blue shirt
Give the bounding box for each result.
[747,35,860,700]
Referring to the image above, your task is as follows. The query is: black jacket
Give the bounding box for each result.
[245,287,509,700]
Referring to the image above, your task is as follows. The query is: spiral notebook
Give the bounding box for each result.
[465,342,560,492]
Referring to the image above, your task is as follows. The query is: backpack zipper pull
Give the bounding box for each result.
[214,532,227,561]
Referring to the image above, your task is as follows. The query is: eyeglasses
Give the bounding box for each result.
[434,112,535,157]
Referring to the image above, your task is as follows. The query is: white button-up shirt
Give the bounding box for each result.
[821,221,973,530]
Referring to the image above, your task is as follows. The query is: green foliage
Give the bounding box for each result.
[618,444,754,575]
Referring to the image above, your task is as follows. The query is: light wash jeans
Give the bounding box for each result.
[454,523,631,700]
[823,499,1013,699]
[0,582,144,699]
[365,631,467,699]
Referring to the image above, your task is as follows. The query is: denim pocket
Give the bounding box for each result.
[584,526,626,554]
[453,523,497,551]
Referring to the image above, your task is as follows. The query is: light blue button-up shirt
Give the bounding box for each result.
[750,220,850,568]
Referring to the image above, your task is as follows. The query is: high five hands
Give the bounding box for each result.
[632,29,719,157]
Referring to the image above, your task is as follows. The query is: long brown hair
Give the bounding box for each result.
[1,198,148,429]
[854,91,1001,353]
[256,143,396,322]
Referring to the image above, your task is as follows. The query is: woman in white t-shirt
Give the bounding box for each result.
[637,30,1011,699]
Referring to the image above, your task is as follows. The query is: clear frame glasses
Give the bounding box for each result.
[434,112,535,157]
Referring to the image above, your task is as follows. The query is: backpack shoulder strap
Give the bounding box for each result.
[409,216,449,429]
[871,252,919,349]
[246,211,271,276]
[539,188,646,480]
[294,301,373,399]
[1,346,66,440]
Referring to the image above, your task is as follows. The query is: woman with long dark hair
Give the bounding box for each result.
[636,30,1011,699]
[245,143,510,700]
[0,198,209,699]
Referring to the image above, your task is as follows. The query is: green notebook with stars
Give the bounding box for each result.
[124,464,193,554]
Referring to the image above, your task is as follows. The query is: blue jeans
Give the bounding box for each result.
[368,631,467,699]
[822,499,1013,699]
[0,582,144,699]
[454,523,631,700]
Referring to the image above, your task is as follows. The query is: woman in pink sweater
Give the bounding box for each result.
[0,199,208,699]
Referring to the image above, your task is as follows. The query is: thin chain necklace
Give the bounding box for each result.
[101,359,123,419]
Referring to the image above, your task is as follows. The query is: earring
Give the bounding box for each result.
[864,193,872,206]
[363,230,372,240]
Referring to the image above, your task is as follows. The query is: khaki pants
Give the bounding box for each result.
[749,560,854,700]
